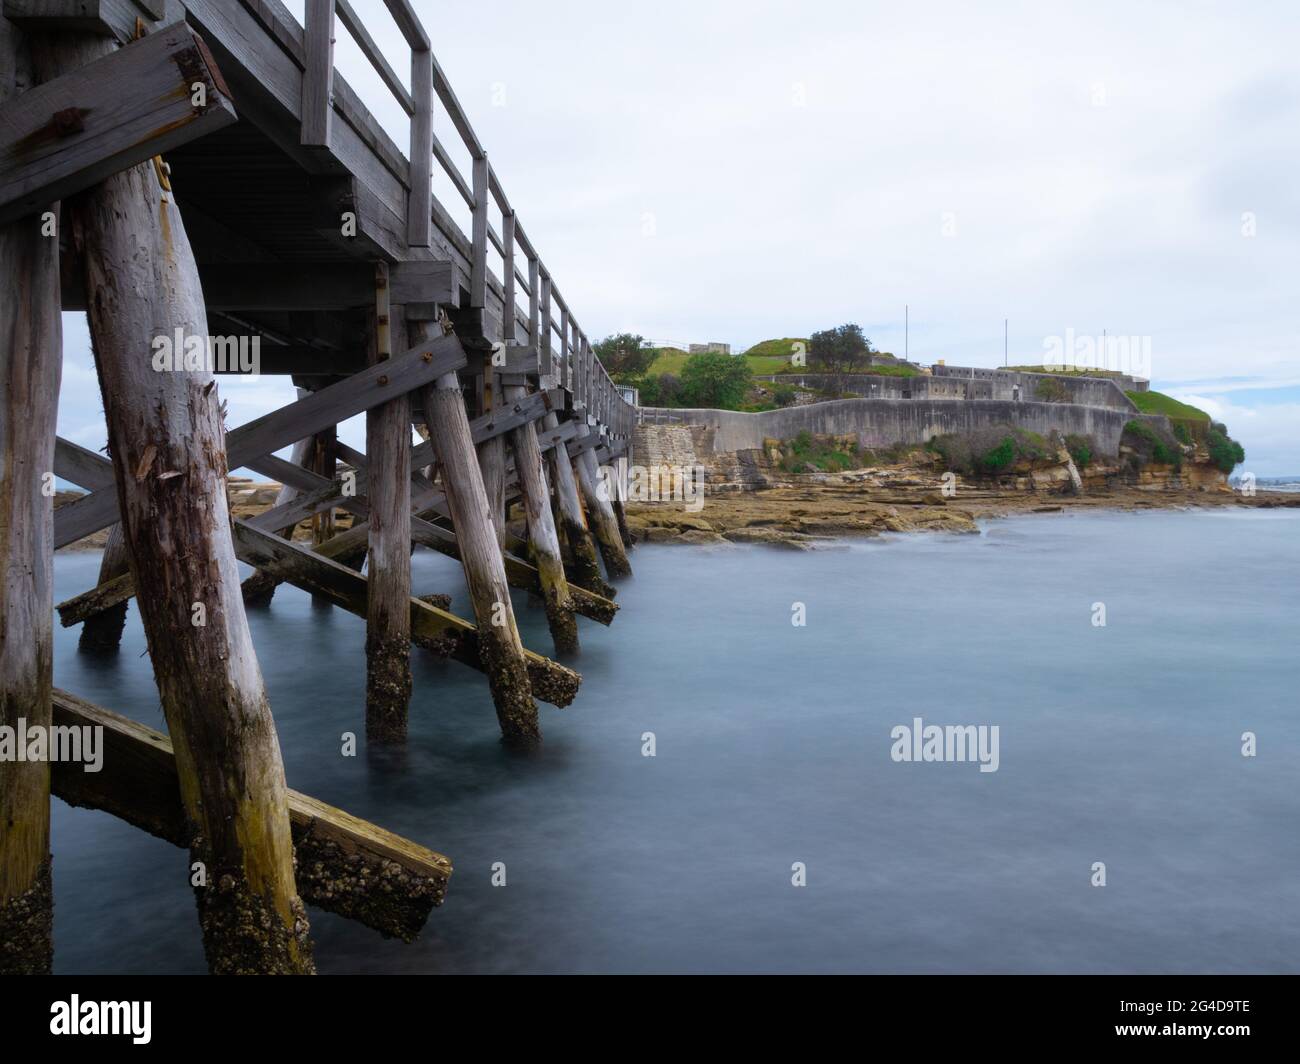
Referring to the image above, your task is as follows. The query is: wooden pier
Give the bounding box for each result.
[1,0,635,973]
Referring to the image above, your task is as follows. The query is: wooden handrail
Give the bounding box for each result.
[295,0,636,422]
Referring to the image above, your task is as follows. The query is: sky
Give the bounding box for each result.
[57,0,1300,473]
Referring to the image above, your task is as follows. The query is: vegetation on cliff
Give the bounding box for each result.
[925,425,1056,476]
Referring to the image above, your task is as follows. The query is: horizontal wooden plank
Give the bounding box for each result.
[51,686,451,941]
[52,333,467,548]
[2,0,180,43]
[0,19,237,225]
[232,518,580,706]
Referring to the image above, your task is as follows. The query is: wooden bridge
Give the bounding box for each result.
[1,0,638,974]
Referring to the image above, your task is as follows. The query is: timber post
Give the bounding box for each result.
[365,267,413,742]
[504,385,578,655]
[544,412,613,598]
[575,438,633,580]
[0,20,60,973]
[78,521,129,650]
[414,319,540,743]
[54,31,313,974]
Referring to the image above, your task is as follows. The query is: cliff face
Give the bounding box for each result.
[630,424,1231,496]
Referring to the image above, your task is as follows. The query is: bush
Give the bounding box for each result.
[680,351,752,409]
[1122,420,1182,470]
[1063,433,1094,468]
[771,382,798,407]
[1205,423,1246,473]
[926,425,1051,477]
[1035,377,1070,403]
[779,430,863,473]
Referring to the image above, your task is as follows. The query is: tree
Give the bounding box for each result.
[680,351,752,409]
[808,323,872,372]
[594,332,657,380]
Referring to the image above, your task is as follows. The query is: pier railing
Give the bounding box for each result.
[298,0,634,443]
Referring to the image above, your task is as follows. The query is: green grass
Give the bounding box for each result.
[1006,365,1132,380]
[1125,390,1211,421]
[742,337,808,359]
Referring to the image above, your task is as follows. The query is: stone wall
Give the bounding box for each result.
[759,369,1138,411]
[652,398,1137,458]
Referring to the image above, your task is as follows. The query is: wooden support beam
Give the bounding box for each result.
[193,260,456,312]
[77,522,129,649]
[365,272,412,742]
[415,323,542,741]
[544,413,612,600]
[61,23,314,971]
[51,688,452,942]
[504,383,577,655]
[53,331,465,548]
[242,404,315,607]
[300,0,335,147]
[0,20,237,226]
[0,18,61,968]
[232,517,579,709]
[575,434,632,580]
[3,0,177,44]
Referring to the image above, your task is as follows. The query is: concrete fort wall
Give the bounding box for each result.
[760,370,1138,411]
[654,399,1134,458]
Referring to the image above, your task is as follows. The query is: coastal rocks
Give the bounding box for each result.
[723,528,816,549]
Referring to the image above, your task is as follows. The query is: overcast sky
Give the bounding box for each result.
[58,0,1300,473]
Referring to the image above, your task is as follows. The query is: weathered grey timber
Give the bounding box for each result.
[0,15,60,974]
[78,522,129,649]
[505,382,577,655]
[0,20,236,224]
[52,688,452,941]
[416,326,541,741]
[57,27,313,973]
[4,0,638,971]
[575,434,633,580]
[544,411,611,598]
[365,276,413,742]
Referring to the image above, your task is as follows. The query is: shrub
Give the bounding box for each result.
[1122,420,1182,470]
[1063,433,1094,468]
[1205,423,1246,473]
[1035,377,1070,403]
[771,382,798,407]
[680,351,752,409]
[926,425,1051,477]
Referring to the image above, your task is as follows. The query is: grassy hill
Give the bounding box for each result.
[1125,390,1211,421]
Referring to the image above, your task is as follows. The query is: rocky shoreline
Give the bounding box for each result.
[621,466,1299,549]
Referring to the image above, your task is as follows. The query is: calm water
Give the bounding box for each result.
[49,508,1300,973]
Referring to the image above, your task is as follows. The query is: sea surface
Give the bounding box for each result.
[48,508,1300,973]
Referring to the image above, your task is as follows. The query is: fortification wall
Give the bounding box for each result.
[760,370,1138,411]
[652,399,1135,458]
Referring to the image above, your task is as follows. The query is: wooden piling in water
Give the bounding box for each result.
[415,323,540,742]
[364,276,413,743]
[59,30,313,971]
[0,20,60,969]
[78,522,130,650]
[505,386,578,655]
[575,441,633,580]
[544,413,613,598]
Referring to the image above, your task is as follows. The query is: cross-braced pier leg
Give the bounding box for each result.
[58,33,312,972]
[364,276,413,742]
[575,441,633,580]
[416,324,540,742]
[505,387,578,655]
[78,522,129,650]
[545,413,614,598]
[0,34,60,969]
[242,407,314,607]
